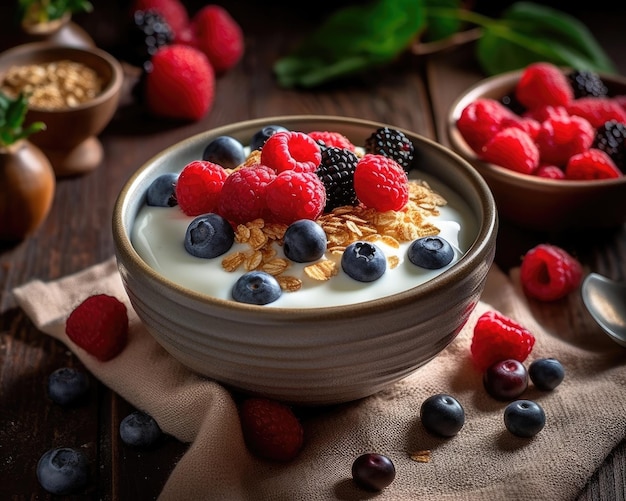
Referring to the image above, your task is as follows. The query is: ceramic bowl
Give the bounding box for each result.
[0,42,123,176]
[447,69,626,232]
[112,115,498,406]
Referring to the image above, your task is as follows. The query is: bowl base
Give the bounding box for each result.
[42,137,103,177]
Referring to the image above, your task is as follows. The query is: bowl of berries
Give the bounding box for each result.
[447,62,626,232]
[112,115,497,405]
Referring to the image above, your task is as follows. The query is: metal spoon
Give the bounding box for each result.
[581,273,626,347]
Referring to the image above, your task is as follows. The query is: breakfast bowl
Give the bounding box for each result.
[112,115,497,406]
[447,67,626,232]
[0,42,123,176]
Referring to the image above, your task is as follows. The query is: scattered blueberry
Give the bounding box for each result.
[282,219,327,263]
[504,399,546,438]
[341,241,386,282]
[202,135,246,169]
[408,236,454,269]
[37,447,89,495]
[184,213,235,258]
[250,124,289,151]
[47,367,90,406]
[232,271,282,305]
[146,172,178,207]
[119,410,163,447]
[483,359,528,401]
[420,393,465,437]
[529,358,565,391]
[351,453,396,491]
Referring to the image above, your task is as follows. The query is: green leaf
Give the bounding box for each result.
[274,0,427,88]
[423,0,463,42]
[0,92,45,147]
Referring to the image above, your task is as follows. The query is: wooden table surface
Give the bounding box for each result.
[1,1,625,499]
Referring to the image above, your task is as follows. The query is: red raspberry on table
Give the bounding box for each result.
[218,165,276,225]
[131,0,190,39]
[239,397,304,462]
[175,160,228,216]
[566,97,626,128]
[65,294,129,362]
[535,165,566,180]
[353,154,409,212]
[515,62,574,110]
[565,149,623,180]
[265,170,326,224]
[480,127,540,175]
[145,44,214,121]
[534,114,595,166]
[456,98,521,153]
[307,131,356,151]
[520,243,583,301]
[190,5,244,74]
[470,311,535,372]
[261,131,322,173]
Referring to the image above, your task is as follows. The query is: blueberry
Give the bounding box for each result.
[504,399,546,438]
[232,271,282,305]
[202,135,246,169]
[483,359,528,401]
[341,241,386,282]
[529,358,565,391]
[250,125,288,151]
[282,219,327,263]
[351,453,395,491]
[47,367,90,406]
[407,236,454,269]
[184,213,235,258]
[119,410,163,447]
[420,393,465,437]
[37,447,89,495]
[146,172,178,207]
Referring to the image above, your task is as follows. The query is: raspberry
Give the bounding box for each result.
[260,131,322,173]
[131,0,190,39]
[523,105,569,123]
[239,397,304,462]
[353,154,409,212]
[65,294,129,362]
[535,165,566,180]
[470,311,535,372]
[307,131,356,152]
[175,160,228,216]
[520,244,583,301]
[316,146,359,212]
[565,149,622,180]
[456,98,520,153]
[566,97,626,128]
[217,165,276,224]
[480,127,540,175]
[515,62,574,110]
[364,127,415,172]
[534,114,595,166]
[265,170,326,224]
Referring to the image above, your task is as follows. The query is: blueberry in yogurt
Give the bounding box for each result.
[232,271,282,305]
[250,124,288,151]
[184,213,235,258]
[146,172,178,207]
[283,219,327,263]
[408,236,454,269]
[341,241,386,282]
[202,135,246,169]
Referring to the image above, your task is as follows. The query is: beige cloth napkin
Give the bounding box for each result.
[13,257,626,501]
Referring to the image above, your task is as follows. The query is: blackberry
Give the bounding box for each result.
[568,70,608,98]
[364,127,415,172]
[128,10,173,69]
[316,146,359,212]
[593,120,626,172]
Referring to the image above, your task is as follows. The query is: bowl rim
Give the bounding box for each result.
[447,67,626,189]
[0,41,124,112]
[112,115,498,319]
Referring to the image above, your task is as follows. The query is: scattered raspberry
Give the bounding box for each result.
[307,131,356,151]
[239,397,304,462]
[566,97,626,128]
[353,154,409,211]
[470,311,535,372]
[456,98,521,153]
[261,131,322,173]
[535,165,566,180]
[130,0,190,40]
[480,127,540,175]
[145,44,215,121]
[65,294,129,362]
[190,5,244,74]
[265,170,326,224]
[218,165,276,224]
[565,149,622,180]
[175,160,228,216]
[515,62,574,110]
[534,114,595,166]
[520,243,583,301]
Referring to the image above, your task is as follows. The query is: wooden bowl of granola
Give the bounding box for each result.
[112,115,498,405]
[0,42,123,176]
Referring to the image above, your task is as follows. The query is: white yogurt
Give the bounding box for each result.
[131,171,477,308]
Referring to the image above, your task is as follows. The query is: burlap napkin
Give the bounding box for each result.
[12,257,626,500]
